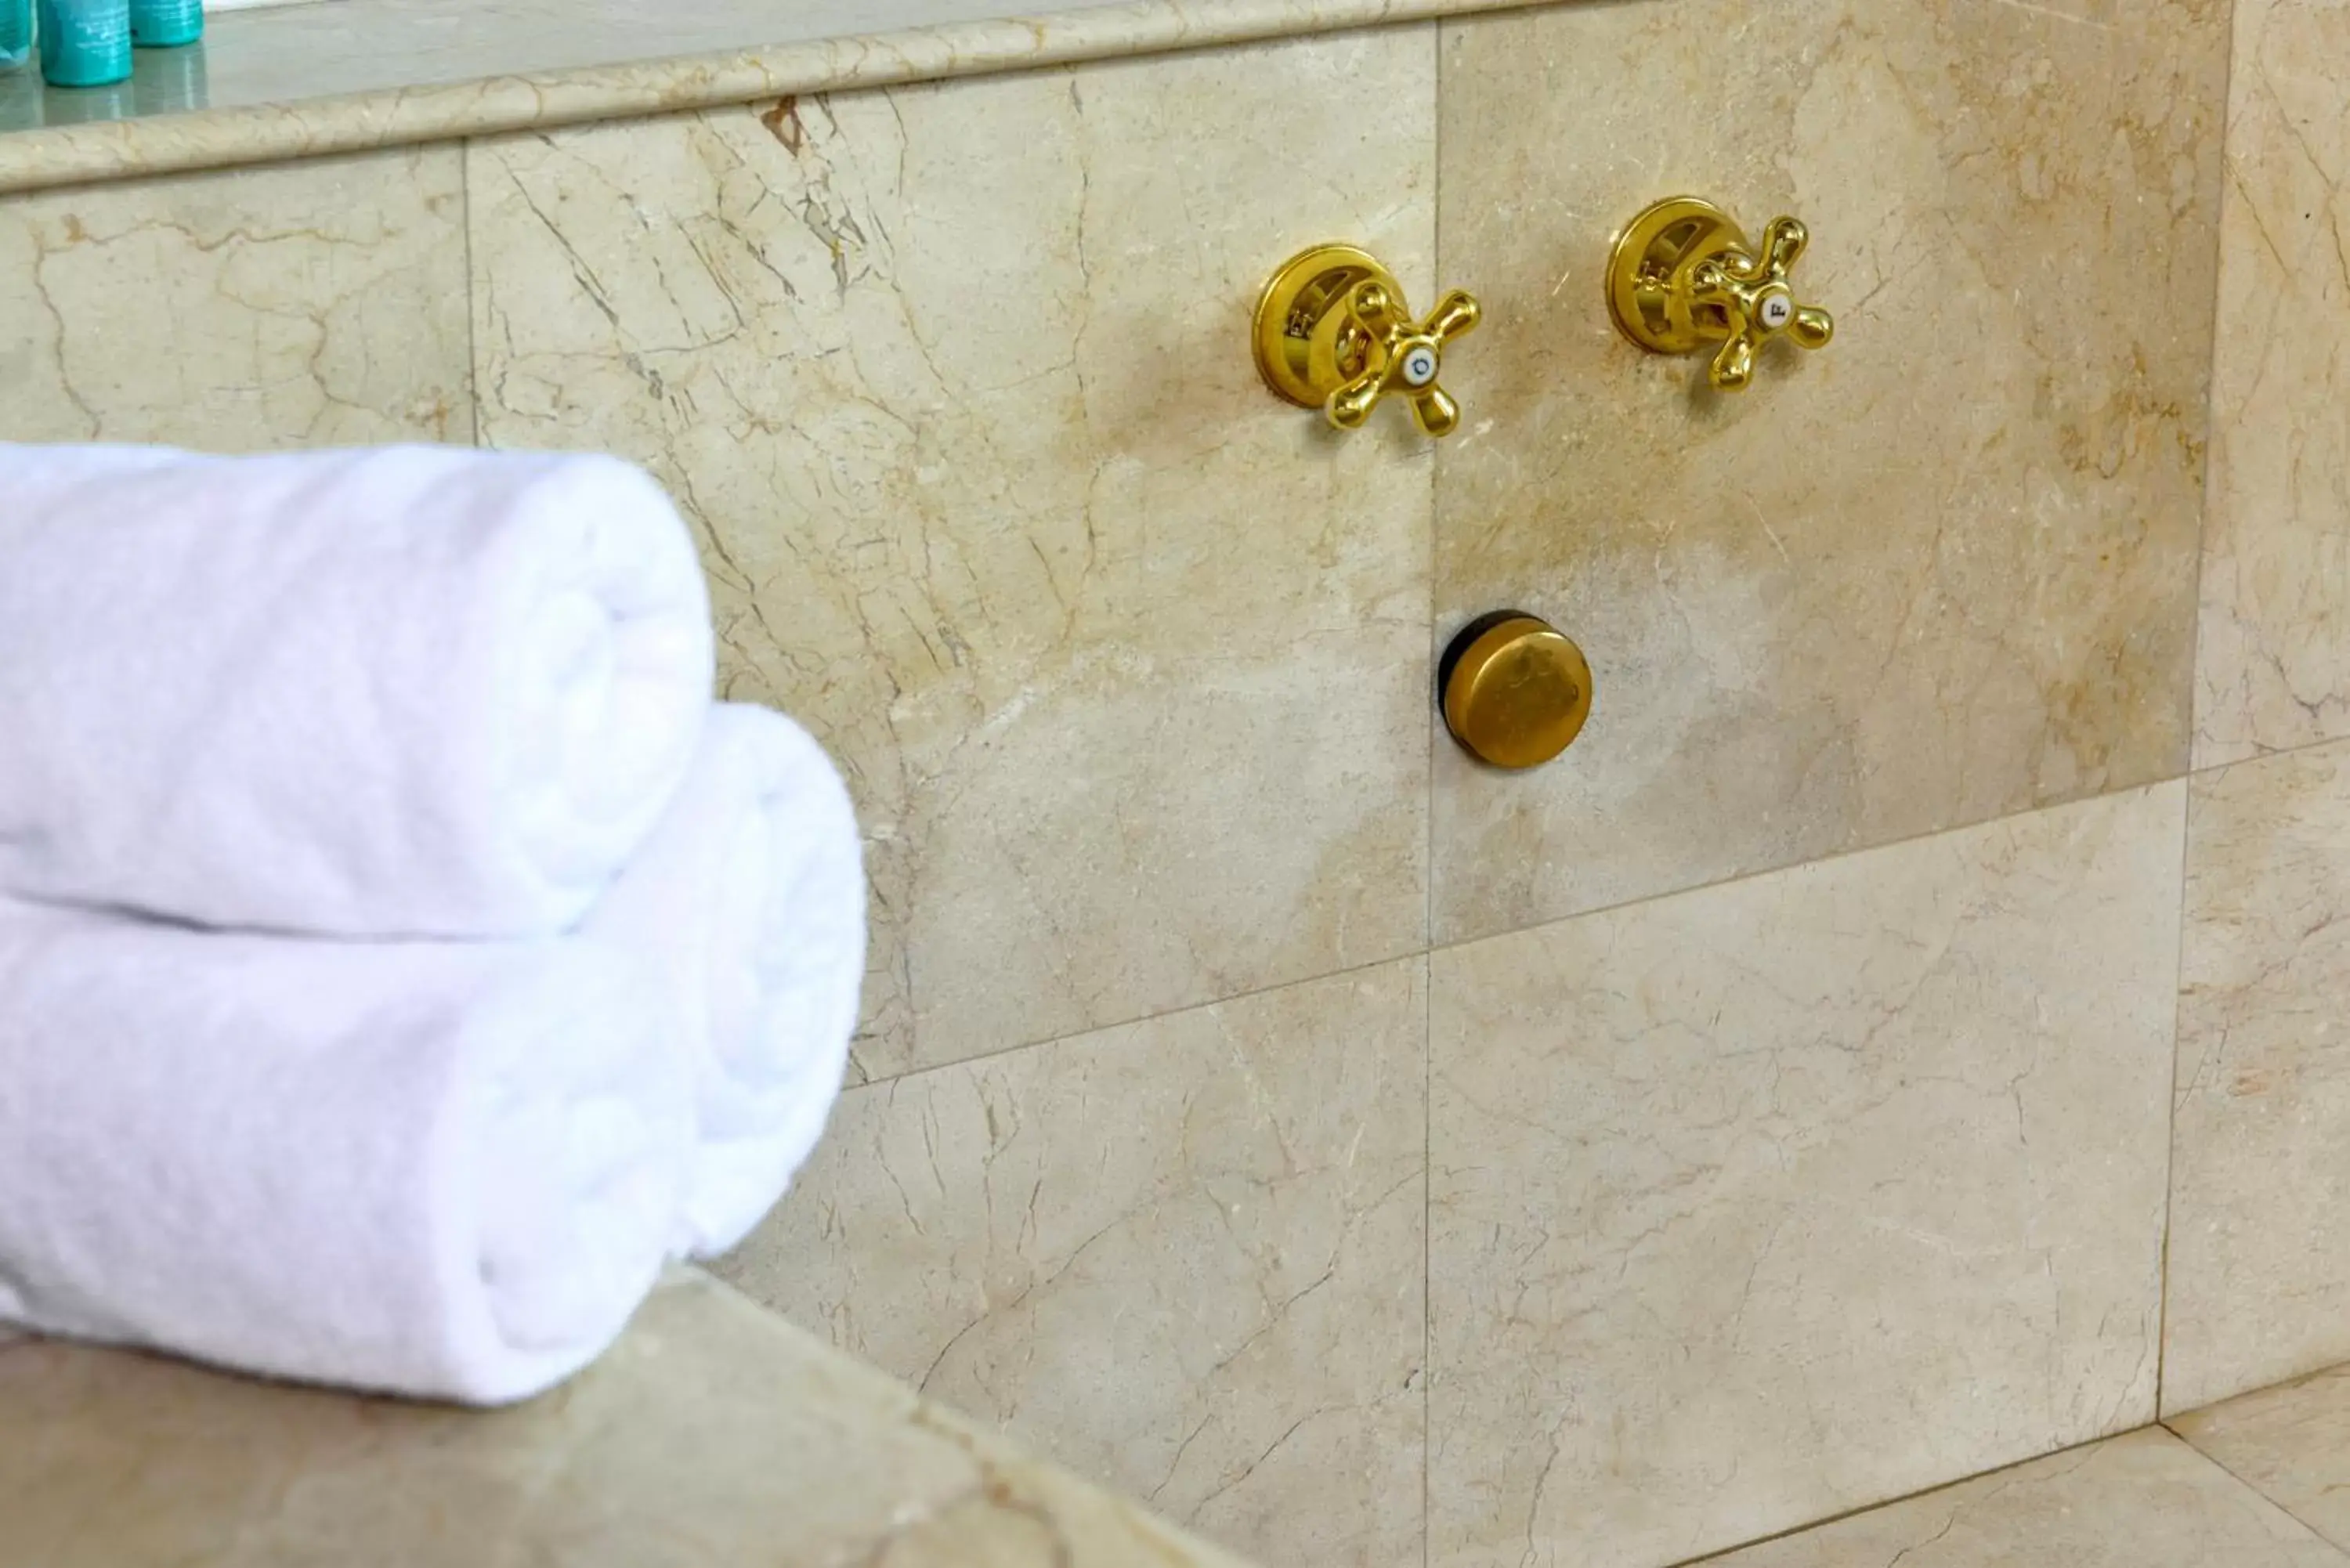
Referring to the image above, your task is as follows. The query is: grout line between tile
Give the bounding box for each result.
[1663,1391,2350,1568]
[2182,0,2243,780]
[2183,732,2350,780]
[1415,775,2155,951]
[850,757,2272,1098]
[846,946,1438,1093]
[2158,0,2247,1419]
[1655,1429,2135,1566]
[846,720,2350,1100]
[1423,20,1443,1568]
[2155,1429,2350,1562]
[2155,777,2193,1418]
[862,724,2350,1092]
[1419,946,1434,1568]
[454,136,483,450]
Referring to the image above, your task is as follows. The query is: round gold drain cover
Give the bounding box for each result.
[1440,612,1593,770]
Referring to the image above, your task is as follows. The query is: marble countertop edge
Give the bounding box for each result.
[0,1266,1258,1567]
[0,0,1547,195]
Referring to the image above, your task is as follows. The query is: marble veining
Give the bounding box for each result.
[0,147,471,447]
[1430,0,2225,943]
[2166,737,2350,1413]
[721,957,1427,1568]
[1,0,1538,195]
[2192,0,2350,768]
[1430,783,2185,1568]
[0,1270,1253,1567]
[470,33,1434,1080]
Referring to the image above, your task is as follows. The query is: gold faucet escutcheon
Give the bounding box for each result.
[1605,197,1834,392]
[1253,244,1480,436]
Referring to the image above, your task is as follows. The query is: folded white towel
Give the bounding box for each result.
[588,703,866,1259]
[0,443,714,938]
[0,898,692,1405]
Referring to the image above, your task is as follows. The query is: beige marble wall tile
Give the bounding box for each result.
[1429,784,2186,1568]
[2193,0,2350,768]
[2166,737,2350,1413]
[468,34,1435,1082]
[0,148,472,448]
[1697,1429,2347,1568]
[2171,1361,2350,1553]
[1430,0,2225,944]
[721,957,1426,1568]
[0,1271,1253,1568]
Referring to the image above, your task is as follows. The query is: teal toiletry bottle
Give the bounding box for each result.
[0,0,31,71]
[128,0,197,48]
[38,0,130,86]
[0,0,32,71]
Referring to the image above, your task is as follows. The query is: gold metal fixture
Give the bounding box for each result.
[1605,197,1834,392]
[1253,244,1481,436]
[1439,612,1593,770]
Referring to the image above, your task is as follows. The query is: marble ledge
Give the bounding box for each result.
[0,0,1541,195]
[0,1269,1255,1568]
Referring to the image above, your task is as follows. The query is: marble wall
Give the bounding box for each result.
[16,0,2350,1563]
[2169,740,2350,1414]
[1429,785,2183,1566]
[737,959,1427,1568]
[0,146,471,446]
[2164,0,2350,1420]
[2193,0,2350,766]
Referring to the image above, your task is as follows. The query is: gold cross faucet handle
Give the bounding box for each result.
[1326,280,1482,436]
[1253,244,1482,438]
[1687,217,1835,391]
[1606,197,1835,393]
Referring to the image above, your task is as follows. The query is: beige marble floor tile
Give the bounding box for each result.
[2193,0,2350,768]
[2171,1361,2350,1553]
[1428,784,2186,1568]
[468,32,1436,1081]
[2166,738,2350,1413]
[1697,1429,2346,1568]
[721,957,1426,1568]
[0,1271,1250,1568]
[1430,0,2224,944]
[0,148,472,448]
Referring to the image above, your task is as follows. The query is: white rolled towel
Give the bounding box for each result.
[0,898,692,1405]
[0,442,714,937]
[589,703,866,1259]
